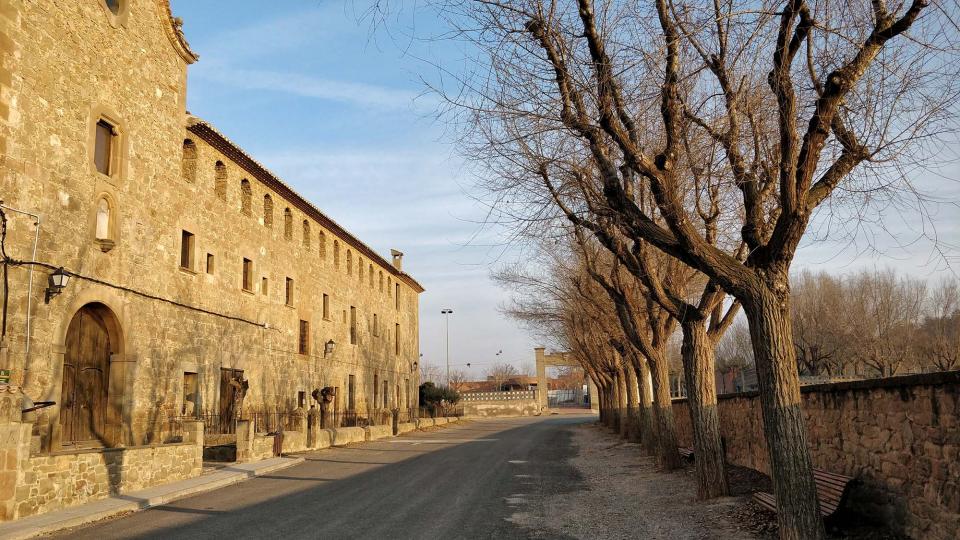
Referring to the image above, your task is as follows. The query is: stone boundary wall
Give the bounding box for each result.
[0,420,203,522]
[671,371,960,540]
[461,390,537,402]
[461,390,541,418]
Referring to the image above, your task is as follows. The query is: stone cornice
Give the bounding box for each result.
[186,116,425,294]
[158,0,198,65]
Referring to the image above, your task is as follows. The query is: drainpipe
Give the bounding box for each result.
[0,202,42,387]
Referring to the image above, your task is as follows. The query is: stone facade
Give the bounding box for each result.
[0,0,423,454]
[671,371,960,540]
[461,390,541,417]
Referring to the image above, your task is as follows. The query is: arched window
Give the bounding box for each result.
[358,258,364,281]
[346,250,352,275]
[214,161,227,200]
[388,277,392,297]
[263,194,273,228]
[333,240,340,268]
[368,264,374,287]
[240,179,252,216]
[181,139,197,183]
[302,220,311,249]
[284,208,293,240]
[378,271,384,292]
[318,232,327,259]
[95,198,111,240]
[104,0,121,15]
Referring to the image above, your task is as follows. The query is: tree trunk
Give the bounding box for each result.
[681,320,729,499]
[744,286,825,540]
[634,358,656,455]
[647,351,681,470]
[618,366,630,439]
[624,364,641,443]
[611,370,622,433]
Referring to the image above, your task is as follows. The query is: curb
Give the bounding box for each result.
[0,457,304,540]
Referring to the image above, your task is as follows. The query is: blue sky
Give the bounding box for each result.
[171,0,535,379]
[171,1,959,379]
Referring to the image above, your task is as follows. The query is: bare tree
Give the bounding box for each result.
[437,0,956,534]
[919,278,960,371]
[485,362,520,390]
[448,369,469,392]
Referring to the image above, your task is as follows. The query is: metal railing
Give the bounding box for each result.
[418,404,464,418]
[252,411,303,434]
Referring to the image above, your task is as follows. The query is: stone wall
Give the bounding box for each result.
[0,0,423,452]
[461,390,541,417]
[671,371,960,540]
[0,416,203,522]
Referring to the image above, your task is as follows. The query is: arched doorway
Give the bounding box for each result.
[60,303,120,447]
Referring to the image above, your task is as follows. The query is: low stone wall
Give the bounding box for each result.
[328,427,366,446]
[463,401,540,417]
[0,420,203,522]
[671,371,960,540]
[397,422,416,434]
[365,425,392,441]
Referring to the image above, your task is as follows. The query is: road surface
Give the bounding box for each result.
[51,415,593,540]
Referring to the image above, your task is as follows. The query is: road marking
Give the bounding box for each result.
[508,460,527,464]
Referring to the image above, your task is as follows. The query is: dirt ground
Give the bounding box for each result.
[508,422,758,539]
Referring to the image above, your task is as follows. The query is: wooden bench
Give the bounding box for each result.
[753,469,857,518]
[678,446,694,460]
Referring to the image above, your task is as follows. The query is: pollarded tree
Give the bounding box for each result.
[442,1,956,535]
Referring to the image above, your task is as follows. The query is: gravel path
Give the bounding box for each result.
[510,422,758,540]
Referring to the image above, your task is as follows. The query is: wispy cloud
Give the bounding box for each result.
[196,67,426,111]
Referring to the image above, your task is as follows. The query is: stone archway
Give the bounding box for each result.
[59,303,123,448]
[534,347,599,412]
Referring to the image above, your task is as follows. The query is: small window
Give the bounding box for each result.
[298,391,306,409]
[182,372,198,417]
[374,374,379,408]
[350,306,357,345]
[373,313,379,336]
[395,323,400,355]
[206,253,215,274]
[263,194,273,228]
[348,375,356,411]
[368,265,374,288]
[180,230,194,270]
[261,276,269,295]
[333,240,340,268]
[378,271,384,292]
[358,258,364,281]
[319,232,327,259]
[240,179,252,216]
[395,283,400,309]
[94,119,115,175]
[284,208,293,240]
[182,139,197,183]
[242,258,253,291]
[298,320,310,355]
[215,161,227,200]
[285,277,294,306]
[346,250,352,275]
[322,294,330,320]
[302,220,311,249]
[383,380,389,409]
[104,0,121,15]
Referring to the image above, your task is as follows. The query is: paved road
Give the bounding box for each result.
[51,415,592,540]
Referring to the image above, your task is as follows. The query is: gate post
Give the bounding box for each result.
[235,419,253,463]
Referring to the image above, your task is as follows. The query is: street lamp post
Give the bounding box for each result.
[441,309,453,387]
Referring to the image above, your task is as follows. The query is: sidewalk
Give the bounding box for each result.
[0,456,304,540]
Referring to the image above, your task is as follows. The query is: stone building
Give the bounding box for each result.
[0,0,423,452]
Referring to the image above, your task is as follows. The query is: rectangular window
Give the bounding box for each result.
[298,320,309,355]
[350,307,357,345]
[404,378,410,409]
[285,277,294,306]
[261,276,269,295]
[374,374,379,409]
[206,253,215,274]
[322,294,330,320]
[182,372,198,417]
[298,391,306,409]
[395,323,400,355]
[180,230,194,270]
[395,284,400,309]
[242,258,253,291]
[348,375,356,411]
[94,119,114,175]
[383,380,389,408]
[373,313,379,336]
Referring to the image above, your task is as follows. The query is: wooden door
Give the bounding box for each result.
[60,306,111,445]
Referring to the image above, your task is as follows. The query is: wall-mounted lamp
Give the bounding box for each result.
[324,339,336,357]
[44,267,70,304]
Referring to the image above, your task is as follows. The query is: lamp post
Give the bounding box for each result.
[441,308,453,386]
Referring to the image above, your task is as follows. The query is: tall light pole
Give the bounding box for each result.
[441,309,453,387]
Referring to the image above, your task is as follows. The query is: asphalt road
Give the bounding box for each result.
[51,415,592,540]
